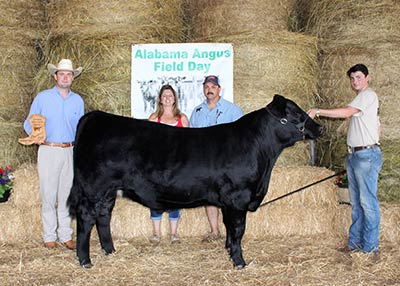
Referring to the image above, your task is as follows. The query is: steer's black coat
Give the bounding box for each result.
[68,94,322,269]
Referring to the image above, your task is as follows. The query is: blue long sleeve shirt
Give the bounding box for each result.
[23,86,84,143]
[189,97,243,127]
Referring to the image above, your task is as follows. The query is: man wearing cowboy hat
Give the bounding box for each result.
[23,59,84,250]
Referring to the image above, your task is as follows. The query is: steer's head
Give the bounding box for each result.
[266,94,323,141]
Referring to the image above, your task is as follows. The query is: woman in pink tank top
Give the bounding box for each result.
[147,84,189,244]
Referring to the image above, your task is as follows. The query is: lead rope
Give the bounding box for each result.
[259,170,346,208]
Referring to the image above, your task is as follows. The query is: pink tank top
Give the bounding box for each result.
[157,117,183,127]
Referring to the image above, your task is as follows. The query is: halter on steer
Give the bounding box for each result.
[265,107,309,140]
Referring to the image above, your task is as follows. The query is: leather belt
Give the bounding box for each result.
[348,144,379,153]
[42,141,74,148]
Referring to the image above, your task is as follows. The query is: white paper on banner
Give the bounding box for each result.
[131,43,234,119]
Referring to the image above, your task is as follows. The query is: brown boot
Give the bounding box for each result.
[18,114,46,145]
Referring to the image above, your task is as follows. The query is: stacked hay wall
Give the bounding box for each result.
[34,0,184,117]
[3,164,399,245]
[296,0,400,201]
[185,0,320,166]
[0,0,45,167]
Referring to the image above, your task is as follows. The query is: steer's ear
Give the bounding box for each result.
[267,94,287,116]
[273,94,285,101]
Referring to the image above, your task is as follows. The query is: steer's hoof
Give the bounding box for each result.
[80,259,93,269]
[81,262,93,269]
[234,263,246,270]
[102,248,116,256]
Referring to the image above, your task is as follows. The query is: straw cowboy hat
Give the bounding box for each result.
[47,59,83,77]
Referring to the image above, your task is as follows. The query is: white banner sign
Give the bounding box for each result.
[131,43,234,119]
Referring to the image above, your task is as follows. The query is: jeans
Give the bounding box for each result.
[150,209,181,221]
[346,146,382,253]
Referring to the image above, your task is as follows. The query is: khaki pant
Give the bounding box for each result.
[38,145,73,243]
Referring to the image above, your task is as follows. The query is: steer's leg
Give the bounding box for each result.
[96,214,115,255]
[76,211,96,268]
[96,212,116,255]
[95,192,117,256]
[221,207,232,254]
[224,209,247,269]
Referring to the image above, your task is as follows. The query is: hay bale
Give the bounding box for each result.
[317,47,400,140]
[0,0,45,33]
[0,122,36,169]
[313,48,399,200]
[111,166,339,239]
[303,0,400,51]
[0,0,45,167]
[0,38,39,122]
[3,164,400,245]
[380,203,400,244]
[186,0,320,165]
[47,0,184,42]
[185,0,296,39]
[0,200,42,242]
[34,0,185,116]
[33,38,133,116]
[299,1,400,201]
[333,203,400,245]
[226,31,319,113]
[379,139,400,202]
[196,31,319,165]
[0,203,24,241]
[10,163,40,208]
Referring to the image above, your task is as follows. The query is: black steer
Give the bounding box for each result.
[68,94,322,269]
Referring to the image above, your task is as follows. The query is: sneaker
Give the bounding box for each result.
[149,235,161,244]
[337,245,360,253]
[170,234,180,244]
[201,232,222,243]
[362,246,379,254]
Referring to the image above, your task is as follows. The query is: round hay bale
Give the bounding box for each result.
[303,0,400,51]
[33,38,134,116]
[47,0,184,42]
[35,0,185,116]
[296,0,400,203]
[379,139,400,202]
[0,0,45,34]
[317,47,400,140]
[0,122,36,169]
[312,47,400,200]
[197,31,319,166]
[0,37,38,122]
[230,31,319,112]
[0,0,46,168]
[185,0,296,39]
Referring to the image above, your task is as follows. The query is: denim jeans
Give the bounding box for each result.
[150,209,181,221]
[346,146,382,253]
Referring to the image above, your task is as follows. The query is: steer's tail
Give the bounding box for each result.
[67,180,83,218]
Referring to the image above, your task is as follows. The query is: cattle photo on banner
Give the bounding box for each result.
[131,43,234,119]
